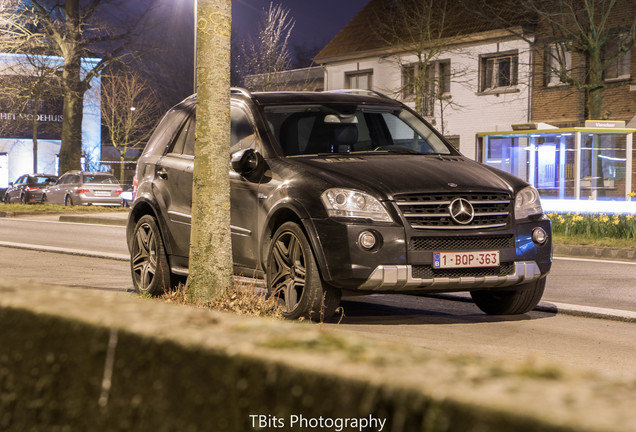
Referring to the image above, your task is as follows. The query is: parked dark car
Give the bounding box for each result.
[4,173,58,204]
[127,89,552,321]
[43,171,123,206]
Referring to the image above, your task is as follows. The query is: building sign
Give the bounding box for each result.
[0,75,63,140]
[584,120,626,128]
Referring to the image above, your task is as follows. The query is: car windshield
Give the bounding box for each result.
[263,105,455,156]
[83,174,118,185]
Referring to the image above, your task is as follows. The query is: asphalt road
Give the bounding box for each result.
[0,216,128,258]
[2,215,636,378]
[2,216,636,312]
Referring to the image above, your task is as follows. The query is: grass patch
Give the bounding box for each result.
[0,203,129,216]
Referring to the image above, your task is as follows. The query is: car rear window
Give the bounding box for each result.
[83,175,118,185]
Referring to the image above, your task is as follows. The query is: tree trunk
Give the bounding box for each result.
[58,0,84,175]
[586,47,604,121]
[186,0,233,303]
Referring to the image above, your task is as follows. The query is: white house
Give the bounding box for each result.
[315,0,534,160]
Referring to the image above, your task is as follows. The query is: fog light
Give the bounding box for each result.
[358,231,377,250]
[532,227,547,245]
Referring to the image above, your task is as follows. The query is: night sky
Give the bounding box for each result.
[232,0,370,51]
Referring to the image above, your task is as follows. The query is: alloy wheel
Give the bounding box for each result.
[131,221,158,292]
[269,231,306,312]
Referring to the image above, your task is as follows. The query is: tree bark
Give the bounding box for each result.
[58,0,85,174]
[187,0,233,303]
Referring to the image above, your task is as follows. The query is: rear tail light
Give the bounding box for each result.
[25,186,39,191]
[76,188,89,194]
[132,175,138,200]
[116,190,123,195]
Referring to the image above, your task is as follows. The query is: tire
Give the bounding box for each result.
[266,222,341,321]
[20,194,27,204]
[64,195,73,206]
[41,194,47,204]
[471,278,546,315]
[130,215,172,296]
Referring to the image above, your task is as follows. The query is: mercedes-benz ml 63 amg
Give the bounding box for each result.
[127,89,552,321]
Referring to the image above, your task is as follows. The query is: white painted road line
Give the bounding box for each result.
[554,256,636,266]
[0,241,129,261]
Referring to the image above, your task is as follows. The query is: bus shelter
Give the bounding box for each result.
[476,121,636,213]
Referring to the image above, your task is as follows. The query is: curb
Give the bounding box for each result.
[58,214,128,226]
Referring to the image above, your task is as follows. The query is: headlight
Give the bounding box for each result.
[515,186,543,219]
[321,188,392,222]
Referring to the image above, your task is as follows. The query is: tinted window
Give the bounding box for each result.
[168,113,195,156]
[144,108,189,155]
[230,107,257,153]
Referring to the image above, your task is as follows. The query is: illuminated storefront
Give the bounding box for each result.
[477,121,636,213]
[0,53,101,188]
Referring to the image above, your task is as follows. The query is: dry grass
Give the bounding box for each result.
[161,279,284,319]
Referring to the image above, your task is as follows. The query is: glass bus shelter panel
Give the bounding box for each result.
[579,134,627,200]
[483,134,577,199]
[484,137,530,181]
[532,134,576,199]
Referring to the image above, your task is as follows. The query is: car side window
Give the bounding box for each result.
[146,108,189,155]
[168,112,195,157]
[230,106,258,154]
[182,114,196,156]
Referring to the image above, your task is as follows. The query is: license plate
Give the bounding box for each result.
[94,191,110,196]
[433,250,500,269]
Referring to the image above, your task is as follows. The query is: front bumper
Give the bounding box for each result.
[309,214,552,292]
[358,261,542,292]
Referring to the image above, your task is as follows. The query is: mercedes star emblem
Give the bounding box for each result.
[448,198,474,225]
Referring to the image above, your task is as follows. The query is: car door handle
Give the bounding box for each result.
[157,170,168,180]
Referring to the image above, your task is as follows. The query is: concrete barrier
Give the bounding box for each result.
[1,279,635,432]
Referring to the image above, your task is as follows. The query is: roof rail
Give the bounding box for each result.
[322,89,393,100]
[231,87,253,98]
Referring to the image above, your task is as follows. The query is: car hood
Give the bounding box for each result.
[286,154,524,200]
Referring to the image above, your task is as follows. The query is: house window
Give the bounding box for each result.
[546,43,572,86]
[480,52,518,92]
[604,35,631,81]
[401,60,451,116]
[346,70,373,90]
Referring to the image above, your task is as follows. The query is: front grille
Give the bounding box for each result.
[412,262,515,279]
[395,192,512,230]
[410,235,514,251]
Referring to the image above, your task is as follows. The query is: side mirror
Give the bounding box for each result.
[8,182,13,187]
[231,148,261,175]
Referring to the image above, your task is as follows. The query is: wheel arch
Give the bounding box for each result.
[127,198,171,255]
[261,202,333,282]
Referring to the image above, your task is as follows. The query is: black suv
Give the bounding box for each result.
[127,89,552,320]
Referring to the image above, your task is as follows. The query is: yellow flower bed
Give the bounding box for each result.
[547,212,636,239]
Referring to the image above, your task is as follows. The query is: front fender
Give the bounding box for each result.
[260,199,334,281]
